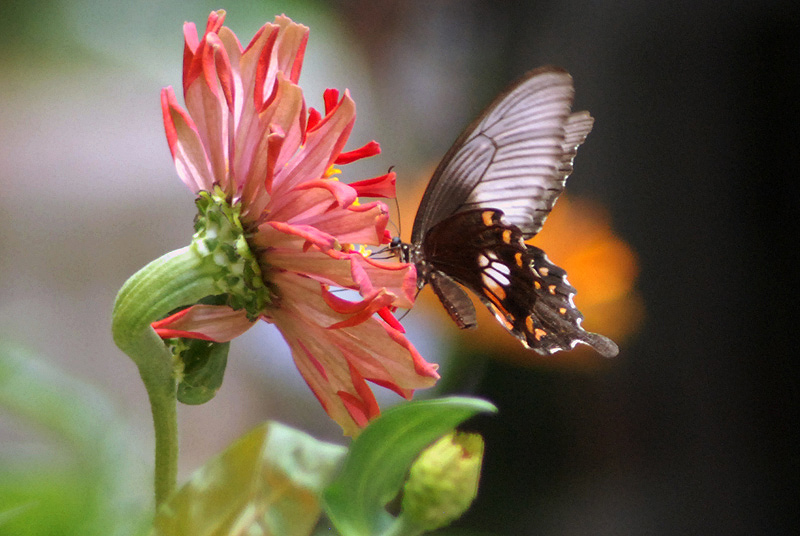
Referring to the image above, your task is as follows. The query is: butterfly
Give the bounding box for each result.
[392,66,619,358]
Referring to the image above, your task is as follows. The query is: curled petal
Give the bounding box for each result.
[268,182,352,225]
[321,286,396,329]
[260,74,306,169]
[337,362,381,427]
[349,171,397,198]
[377,307,405,333]
[271,15,309,84]
[260,220,339,252]
[306,107,322,133]
[152,304,255,342]
[251,16,309,111]
[182,11,225,86]
[302,200,389,245]
[183,11,228,92]
[335,140,380,165]
[348,253,417,308]
[322,88,339,115]
[293,179,358,208]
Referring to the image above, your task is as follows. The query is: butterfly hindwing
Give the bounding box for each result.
[420,209,618,357]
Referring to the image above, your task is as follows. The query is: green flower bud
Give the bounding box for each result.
[401,432,484,531]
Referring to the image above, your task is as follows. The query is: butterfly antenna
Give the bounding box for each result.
[392,283,422,323]
[394,196,402,239]
[387,165,403,241]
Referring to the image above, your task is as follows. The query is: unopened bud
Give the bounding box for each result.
[401,432,484,531]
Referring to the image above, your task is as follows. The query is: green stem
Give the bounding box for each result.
[112,246,219,506]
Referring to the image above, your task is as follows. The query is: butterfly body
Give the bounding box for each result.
[395,66,618,358]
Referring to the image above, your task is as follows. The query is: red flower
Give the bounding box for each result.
[154,11,438,435]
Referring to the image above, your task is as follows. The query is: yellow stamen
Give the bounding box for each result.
[324,165,342,179]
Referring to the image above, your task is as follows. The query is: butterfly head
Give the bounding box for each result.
[388,235,412,263]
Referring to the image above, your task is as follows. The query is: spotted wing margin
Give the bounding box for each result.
[411,66,594,243]
[421,209,618,357]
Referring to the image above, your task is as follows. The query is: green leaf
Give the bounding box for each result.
[323,397,497,536]
[152,421,347,536]
[176,339,229,405]
[0,503,35,527]
[0,344,149,536]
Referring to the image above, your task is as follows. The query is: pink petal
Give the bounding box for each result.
[349,171,397,198]
[269,185,389,245]
[232,23,277,138]
[272,15,309,85]
[183,34,234,191]
[306,107,321,133]
[292,178,358,208]
[377,307,405,333]
[322,88,339,115]
[288,338,373,436]
[252,25,282,111]
[183,11,226,92]
[334,140,380,165]
[337,362,381,427]
[266,272,438,434]
[348,253,417,308]
[161,87,215,193]
[267,182,347,224]
[321,286,396,329]
[306,201,389,245]
[238,76,305,220]
[251,17,308,112]
[152,304,255,342]
[272,91,356,194]
[260,221,339,252]
[262,242,415,307]
[260,74,306,176]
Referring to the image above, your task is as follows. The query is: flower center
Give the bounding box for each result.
[191,187,272,319]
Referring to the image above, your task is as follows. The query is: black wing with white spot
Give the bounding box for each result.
[419,209,618,357]
[411,66,593,243]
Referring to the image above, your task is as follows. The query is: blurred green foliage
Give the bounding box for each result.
[0,345,148,536]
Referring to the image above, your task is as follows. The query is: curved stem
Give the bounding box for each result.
[112,246,218,506]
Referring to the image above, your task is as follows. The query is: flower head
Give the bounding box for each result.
[154,11,438,435]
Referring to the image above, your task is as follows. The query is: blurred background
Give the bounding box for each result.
[1,0,797,534]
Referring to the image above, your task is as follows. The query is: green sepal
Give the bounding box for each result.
[323,397,497,536]
[191,188,272,320]
[152,421,347,536]
[174,338,230,405]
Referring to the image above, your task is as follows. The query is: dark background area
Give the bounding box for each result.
[327,1,799,534]
[2,1,797,534]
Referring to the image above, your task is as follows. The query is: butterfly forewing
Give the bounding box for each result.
[411,66,592,243]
